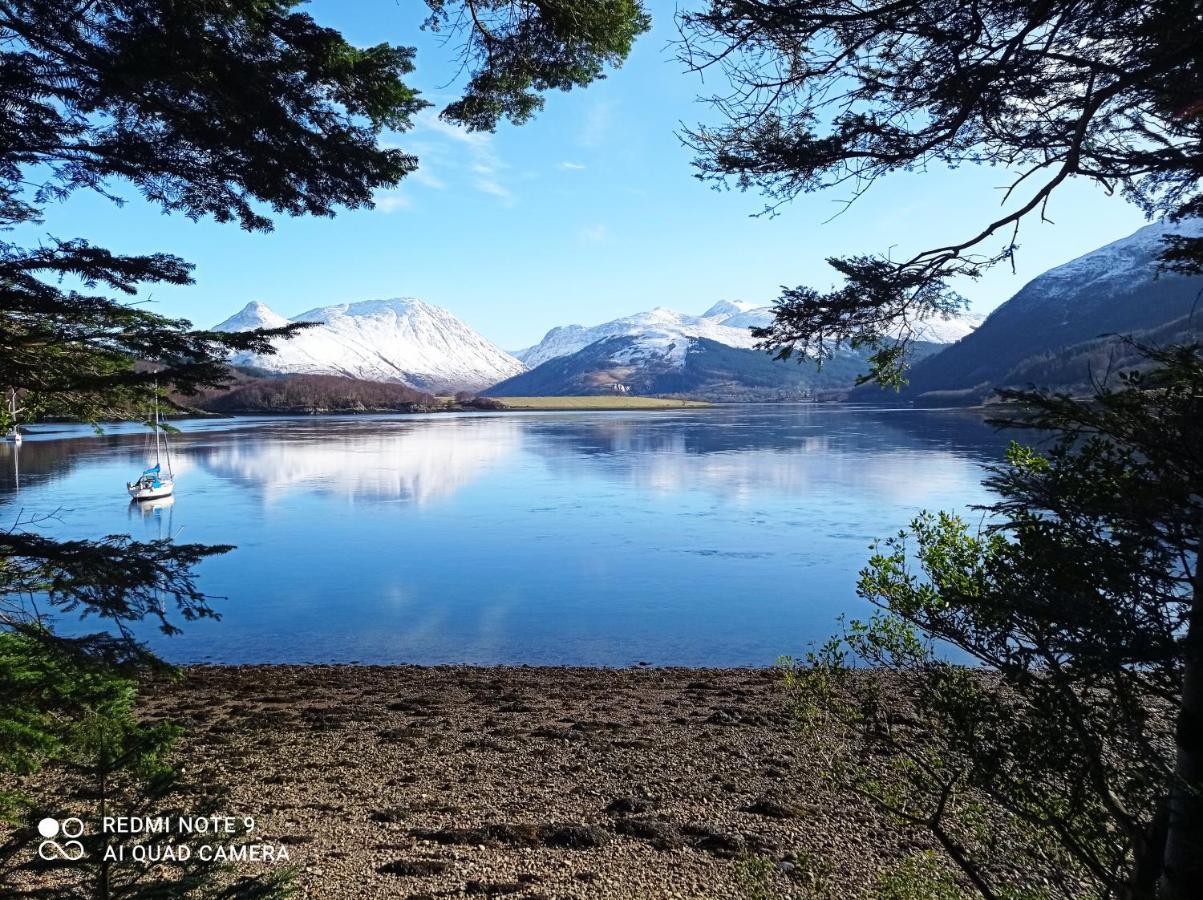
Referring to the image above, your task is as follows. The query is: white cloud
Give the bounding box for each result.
[476,179,512,200]
[579,224,608,243]
[580,100,615,147]
[419,112,492,148]
[412,110,514,201]
[374,192,412,213]
[559,161,586,171]
[410,166,445,190]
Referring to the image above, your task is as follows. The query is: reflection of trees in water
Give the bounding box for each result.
[0,428,193,497]
[0,439,75,494]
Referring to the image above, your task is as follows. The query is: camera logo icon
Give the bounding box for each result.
[37,817,85,861]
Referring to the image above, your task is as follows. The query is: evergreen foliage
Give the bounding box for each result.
[788,346,1203,898]
[678,1,1203,384]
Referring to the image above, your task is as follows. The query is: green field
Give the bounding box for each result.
[493,396,712,410]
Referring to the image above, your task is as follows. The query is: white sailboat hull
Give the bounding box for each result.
[128,479,174,500]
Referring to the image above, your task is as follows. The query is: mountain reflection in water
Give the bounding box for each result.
[0,407,1010,665]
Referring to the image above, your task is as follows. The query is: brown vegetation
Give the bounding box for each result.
[173,370,505,415]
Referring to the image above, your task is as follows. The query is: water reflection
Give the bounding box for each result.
[191,417,522,504]
[0,407,1009,666]
[0,440,19,493]
[522,407,1009,503]
[128,494,176,537]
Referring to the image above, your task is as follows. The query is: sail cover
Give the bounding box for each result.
[143,463,160,475]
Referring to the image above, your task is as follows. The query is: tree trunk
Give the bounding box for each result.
[1159,512,1203,898]
[1128,798,1167,899]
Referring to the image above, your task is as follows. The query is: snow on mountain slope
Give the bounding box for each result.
[700,299,761,320]
[213,301,291,332]
[514,307,761,368]
[515,301,980,369]
[213,298,526,393]
[700,298,982,341]
[882,217,1203,404]
[1035,217,1203,296]
[905,314,985,344]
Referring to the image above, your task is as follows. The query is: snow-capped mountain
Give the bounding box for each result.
[514,306,760,369]
[490,334,877,401]
[699,298,983,343]
[211,300,291,332]
[1034,217,1203,297]
[213,298,526,393]
[210,290,982,401]
[514,300,980,371]
[880,218,1203,405]
[493,297,980,401]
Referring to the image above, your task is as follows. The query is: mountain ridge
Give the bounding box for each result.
[208,281,987,401]
[860,218,1203,405]
[214,297,526,393]
[514,301,980,370]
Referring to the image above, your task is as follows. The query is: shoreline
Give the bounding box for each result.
[7,400,1005,434]
[9,664,931,898]
[157,664,921,898]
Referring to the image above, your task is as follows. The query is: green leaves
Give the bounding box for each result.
[679,1,1203,384]
[1,1,425,232]
[787,346,1202,897]
[428,1,651,131]
[747,256,970,387]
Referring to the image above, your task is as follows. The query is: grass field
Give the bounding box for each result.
[492,396,712,410]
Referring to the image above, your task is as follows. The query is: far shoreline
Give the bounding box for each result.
[14,398,1016,430]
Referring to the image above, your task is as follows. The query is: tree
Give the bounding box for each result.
[0,1,648,893]
[788,345,1202,898]
[425,1,651,130]
[677,1,1203,385]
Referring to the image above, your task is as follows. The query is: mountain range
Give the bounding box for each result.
[493,301,980,400]
[212,295,979,400]
[512,300,979,367]
[210,218,1201,403]
[861,218,1203,405]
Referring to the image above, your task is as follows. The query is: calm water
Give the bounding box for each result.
[0,407,1011,666]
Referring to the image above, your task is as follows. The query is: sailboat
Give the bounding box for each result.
[127,391,175,500]
[3,389,21,444]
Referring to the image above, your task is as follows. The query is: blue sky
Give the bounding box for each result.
[36,0,1150,351]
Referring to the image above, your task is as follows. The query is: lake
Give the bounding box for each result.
[0,406,1012,666]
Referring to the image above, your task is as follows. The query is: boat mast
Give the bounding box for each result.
[162,410,173,478]
[154,383,173,478]
[153,388,162,467]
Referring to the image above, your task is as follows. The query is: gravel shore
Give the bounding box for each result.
[15,665,936,898]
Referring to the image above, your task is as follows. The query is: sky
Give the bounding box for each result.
[34,0,1151,351]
